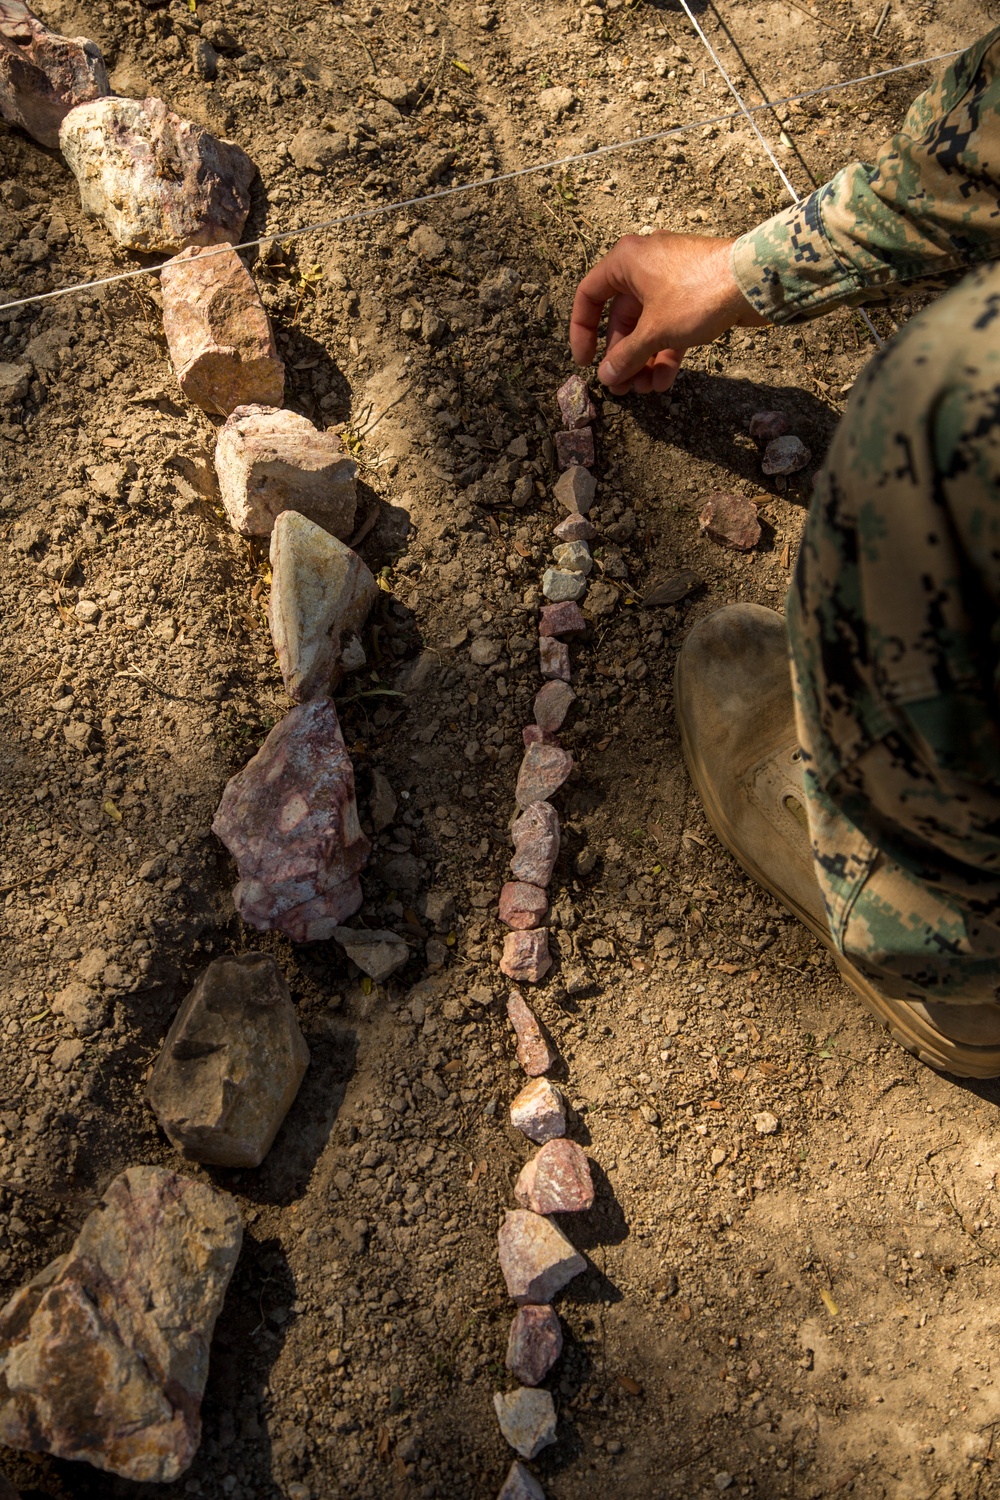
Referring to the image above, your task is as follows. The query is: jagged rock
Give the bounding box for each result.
[160,246,284,417]
[290,125,348,171]
[539,636,570,682]
[268,510,377,701]
[0,0,108,150]
[698,493,761,552]
[552,513,596,542]
[541,567,586,604]
[212,697,369,942]
[497,1460,546,1500]
[515,743,573,807]
[509,1077,567,1144]
[146,953,309,1168]
[331,928,409,981]
[762,433,811,475]
[533,680,574,731]
[59,95,255,253]
[553,466,596,514]
[556,373,596,430]
[506,990,557,1073]
[749,409,790,442]
[552,540,592,576]
[215,405,357,539]
[499,881,548,931]
[501,929,552,985]
[494,1387,557,1459]
[0,1166,241,1482]
[538,601,586,636]
[0,362,30,407]
[510,802,560,887]
[497,1209,585,1304]
[515,1139,595,1214]
[506,1304,563,1385]
[554,428,594,470]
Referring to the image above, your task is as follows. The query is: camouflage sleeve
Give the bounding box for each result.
[731,28,1000,322]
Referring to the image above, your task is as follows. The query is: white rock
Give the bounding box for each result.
[542,568,586,603]
[552,541,592,576]
[493,1387,557,1459]
[754,1111,779,1135]
[268,511,377,701]
[509,1078,566,1144]
[215,405,357,539]
[497,1461,546,1500]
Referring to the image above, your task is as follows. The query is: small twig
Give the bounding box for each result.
[872,2,890,37]
[342,22,378,73]
[357,384,413,438]
[0,662,55,702]
[348,505,382,549]
[784,0,842,32]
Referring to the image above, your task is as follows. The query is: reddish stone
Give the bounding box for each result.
[215,405,357,540]
[522,725,561,749]
[553,513,596,542]
[509,1077,567,1144]
[749,409,790,442]
[510,802,560,886]
[553,465,596,515]
[497,1209,585,1304]
[211,697,369,943]
[557,373,597,430]
[539,637,570,682]
[539,601,586,636]
[506,990,557,1072]
[515,743,573,807]
[501,930,552,985]
[554,428,594,470]
[698,493,761,553]
[499,881,548,931]
[533,680,575,732]
[0,0,108,149]
[515,1139,595,1214]
[506,1304,563,1386]
[762,434,811,475]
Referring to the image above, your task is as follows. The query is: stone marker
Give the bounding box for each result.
[212,696,370,942]
[60,95,255,253]
[522,725,560,748]
[160,245,284,417]
[497,1208,585,1304]
[533,680,574,732]
[552,513,596,543]
[269,510,377,701]
[331,927,409,981]
[497,1459,547,1500]
[749,409,790,442]
[494,1387,557,1460]
[541,567,586,604]
[146,953,309,1168]
[554,428,594,470]
[553,466,596,515]
[539,636,570,682]
[506,1304,563,1385]
[0,1166,241,1482]
[0,0,108,149]
[501,930,552,984]
[499,881,548,931]
[539,601,586,636]
[762,433,811,475]
[698,493,761,552]
[552,540,592,576]
[506,990,557,1074]
[215,405,358,539]
[510,1077,566,1144]
[556,373,596,430]
[515,743,573,807]
[510,801,560,887]
[515,1139,595,1214]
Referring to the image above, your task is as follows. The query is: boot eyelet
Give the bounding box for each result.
[790,748,803,763]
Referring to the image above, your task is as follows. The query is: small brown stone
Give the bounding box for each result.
[501,930,552,985]
[698,493,761,552]
[499,881,548,931]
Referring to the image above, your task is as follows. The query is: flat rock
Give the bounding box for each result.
[762,433,811,475]
[515,1139,595,1214]
[641,570,703,607]
[215,405,357,539]
[60,95,255,253]
[290,125,347,171]
[501,930,552,984]
[0,0,108,149]
[510,1077,567,1144]
[515,743,573,806]
[698,493,761,552]
[269,510,377,701]
[541,568,586,603]
[0,1166,241,1482]
[499,881,548,931]
[497,1460,546,1500]
[539,601,586,636]
[539,636,570,682]
[497,1209,585,1304]
[749,409,790,442]
[553,465,596,514]
[52,979,108,1038]
[552,514,596,542]
[331,927,408,981]
[510,801,560,887]
[409,223,446,260]
[506,990,557,1072]
[556,373,596,430]
[554,428,594,470]
[160,245,284,417]
[211,696,370,942]
[552,540,592,575]
[494,1387,557,1460]
[146,953,309,1168]
[506,1304,563,1386]
[533,680,574,731]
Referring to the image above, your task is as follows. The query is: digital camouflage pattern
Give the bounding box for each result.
[731,28,1000,323]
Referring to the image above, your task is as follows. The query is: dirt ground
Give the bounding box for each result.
[4,0,1000,1495]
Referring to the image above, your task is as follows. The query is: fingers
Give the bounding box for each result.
[597,310,665,389]
[568,242,632,365]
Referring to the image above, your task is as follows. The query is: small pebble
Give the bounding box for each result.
[539,636,570,682]
[762,434,811,475]
[542,568,586,603]
[74,599,100,623]
[754,1110,779,1135]
[552,514,596,542]
[552,541,592,576]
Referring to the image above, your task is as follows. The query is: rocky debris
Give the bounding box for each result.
[698,493,761,552]
[515,1139,595,1214]
[0,362,30,406]
[59,96,255,253]
[215,405,358,539]
[499,881,548,931]
[754,1110,780,1135]
[506,1304,563,1386]
[0,1166,241,1482]
[501,930,552,985]
[515,743,573,807]
[762,433,811,475]
[480,266,521,310]
[553,466,596,515]
[409,223,446,261]
[749,409,790,442]
[539,636,570,682]
[555,428,594,470]
[510,1078,567,1144]
[533,680,574,731]
[510,802,560,887]
[506,990,557,1073]
[539,601,586,636]
[498,1209,585,1303]
[494,1387,557,1460]
[0,0,108,150]
[290,125,348,171]
[641,570,703,607]
[556,374,596,430]
[497,1460,546,1500]
[269,510,377,701]
[552,540,592,576]
[52,979,108,1037]
[553,513,596,542]
[331,927,409,981]
[212,696,369,942]
[160,245,284,417]
[541,567,586,604]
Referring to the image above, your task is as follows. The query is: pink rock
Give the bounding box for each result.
[499,881,548,931]
[0,0,108,149]
[556,373,597,430]
[515,744,573,807]
[698,493,761,552]
[539,601,586,637]
[215,405,357,539]
[497,1209,586,1304]
[554,428,594,470]
[749,409,790,442]
[497,1461,546,1500]
[506,989,557,1071]
[553,465,596,514]
[510,802,560,886]
[510,1077,567,1144]
[539,636,570,682]
[501,930,552,985]
[211,697,369,943]
[762,434,811,475]
[160,246,284,418]
[522,725,561,749]
[506,1304,563,1386]
[553,513,596,542]
[533,680,575,732]
[515,1139,595,1214]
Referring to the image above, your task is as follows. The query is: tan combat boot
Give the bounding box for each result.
[674,602,1000,1079]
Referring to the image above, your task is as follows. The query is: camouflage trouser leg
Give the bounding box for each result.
[788,259,1000,1004]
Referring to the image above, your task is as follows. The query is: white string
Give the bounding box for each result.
[0,47,961,316]
[677,0,885,347]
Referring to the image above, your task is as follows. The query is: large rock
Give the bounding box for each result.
[497,1209,585,1305]
[211,697,370,942]
[59,95,255,253]
[215,405,358,540]
[268,510,377,701]
[0,1166,241,1482]
[506,991,557,1075]
[146,953,309,1168]
[0,0,107,150]
[160,246,284,417]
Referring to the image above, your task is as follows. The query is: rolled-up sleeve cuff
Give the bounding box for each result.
[731,180,863,324]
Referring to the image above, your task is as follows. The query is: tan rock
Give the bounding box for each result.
[0,0,108,150]
[0,1166,241,1482]
[494,1387,557,1459]
[146,952,309,1168]
[215,405,357,539]
[501,930,552,985]
[509,1078,566,1144]
[497,1209,585,1305]
[160,245,284,417]
[59,95,255,253]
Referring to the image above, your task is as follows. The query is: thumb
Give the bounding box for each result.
[597,318,664,388]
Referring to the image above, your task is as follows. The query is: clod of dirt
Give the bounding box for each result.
[509,1078,567,1144]
[501,929,552,984]
[493,1387,557,1460]
[698,493,762,552]
[331,927,409,982]
[515,1138,595,1214]
[499,880,548,932]
[762,433,812,475]
[215,405,358,539]
[505,1304,564,1386]
[52,978,109,1037]
[497,1208,585,1304]
[289,126,348,172]
[269,510,377,701]
[538,84,576,120]
[506,990,558,1074]
[0,1,108,149]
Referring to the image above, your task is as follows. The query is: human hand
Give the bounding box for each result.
[569,230,769,395]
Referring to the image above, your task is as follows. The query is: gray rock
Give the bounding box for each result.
[762,433,811,475]
[542,568,586,603]
[332,928,409,982]
[497,1460,546,1500]
[493,1387,557,1459]
[290,126,348,171]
